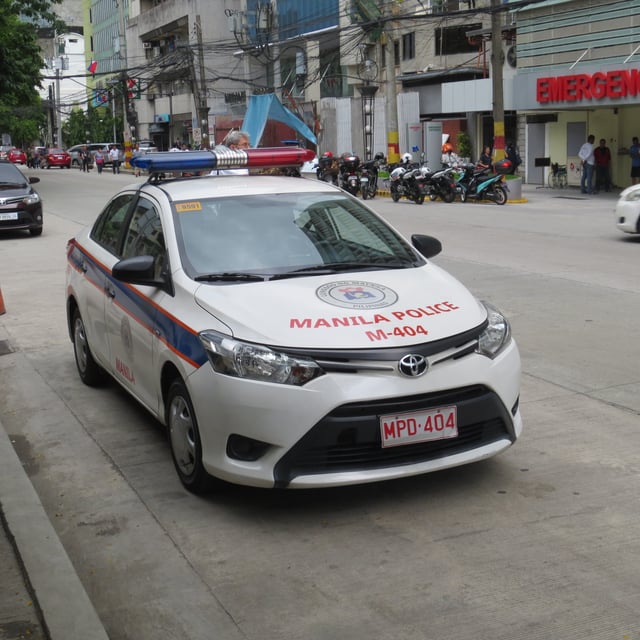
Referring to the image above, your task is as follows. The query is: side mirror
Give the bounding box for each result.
[112,255,172,294]
[411,234,442,259]
[29,177,40,184]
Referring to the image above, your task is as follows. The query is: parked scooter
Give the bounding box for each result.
[424,165,457,203]
[389,163,428,204]
[454,163,509,205]
[338,153,361,196]
[359,158,380,199]
[316,151,338,185]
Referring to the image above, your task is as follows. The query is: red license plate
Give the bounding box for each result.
[380,406,458,448]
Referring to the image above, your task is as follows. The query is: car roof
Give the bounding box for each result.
[143,173,340,201]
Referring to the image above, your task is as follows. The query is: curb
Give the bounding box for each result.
[0,419,110,640]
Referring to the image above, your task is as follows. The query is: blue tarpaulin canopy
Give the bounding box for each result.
[241,94,317,147]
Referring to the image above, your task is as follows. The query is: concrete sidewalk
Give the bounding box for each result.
[0,364,110,640]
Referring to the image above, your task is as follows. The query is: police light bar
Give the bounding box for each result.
[131,147,316,173]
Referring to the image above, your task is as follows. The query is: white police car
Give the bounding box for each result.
[615,184,640,234]
[65,148,522,493]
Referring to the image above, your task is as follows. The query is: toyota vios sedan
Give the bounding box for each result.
[615,184,640,234]
[65,148,522,493]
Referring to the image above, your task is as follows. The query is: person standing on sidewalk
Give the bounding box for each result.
[578,134,595,194]
[109,145,120,174]
[629,136,640,185]
[593,138,612,193]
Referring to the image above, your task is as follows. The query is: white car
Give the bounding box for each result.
[615,184,640,234]
[65,148,522,493]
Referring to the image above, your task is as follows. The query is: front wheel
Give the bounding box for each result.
[391,186,401,202]
[166,379,212,493]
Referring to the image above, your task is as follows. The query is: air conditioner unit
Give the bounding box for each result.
[143,42,152,49]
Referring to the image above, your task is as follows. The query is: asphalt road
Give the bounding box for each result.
[1,166,639,640]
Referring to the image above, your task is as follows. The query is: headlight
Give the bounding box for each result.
[199,330,323,386]
[476,301,511,359]
[24,193,41,205]
[621,186,640,201]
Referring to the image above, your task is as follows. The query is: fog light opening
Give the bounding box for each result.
[227,434,270,461]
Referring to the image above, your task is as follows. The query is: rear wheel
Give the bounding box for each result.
[166,379,211,493]
[558,173,568,188]
[414,193,425,205]
[72,308,106,386]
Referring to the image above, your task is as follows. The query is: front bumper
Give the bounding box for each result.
[615,200,640,234]
[187,336,522,489]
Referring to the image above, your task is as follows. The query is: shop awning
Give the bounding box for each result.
[241,94,317,147]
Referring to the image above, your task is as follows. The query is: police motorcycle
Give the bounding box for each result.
[454,159,511,205]
[358,152,384,199]
[316,151,338,185]
[337,152,362,196]
[389,153,428,205]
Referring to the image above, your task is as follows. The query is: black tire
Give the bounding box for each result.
[362,186,369,199]
[391,187,401,203]
[414,193,425,205]
[72,308,106,386]
[492,186,508,205]
[460,189,468,203]
[442,188,456,203]
[29,227,43,237]
[166,379,211,493]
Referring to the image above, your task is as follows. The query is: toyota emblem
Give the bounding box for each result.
[398,354,428,377]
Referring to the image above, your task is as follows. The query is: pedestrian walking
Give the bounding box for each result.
[94,148,105,174]
[109,145,120,174]
[578,134,595,194]
[80,145,91,173]
[593,138,611,192]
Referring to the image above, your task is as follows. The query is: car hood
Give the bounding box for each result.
[194,264,486,348]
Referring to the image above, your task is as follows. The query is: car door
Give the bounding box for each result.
[104,196,168,414]
[76,193,136,372]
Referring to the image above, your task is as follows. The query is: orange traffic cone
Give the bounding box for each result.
[0,287,5,315]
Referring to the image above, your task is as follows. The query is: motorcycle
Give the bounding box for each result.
[359,159,379,199]
[338,154,361,196]
[316,154,338,185]
[426,165,458,203]
[454,164,509,205]
[389,164,427,204]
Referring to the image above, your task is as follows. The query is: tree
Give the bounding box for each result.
[0,0,64,141]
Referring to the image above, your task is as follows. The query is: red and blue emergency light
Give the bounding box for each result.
[130,147,315,173]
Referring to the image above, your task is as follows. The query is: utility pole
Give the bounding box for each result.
[195,15,210,149]
[383,3,399,164]
[491,0,505,162]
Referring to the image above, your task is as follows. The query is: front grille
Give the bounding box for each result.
[274,385,514,487]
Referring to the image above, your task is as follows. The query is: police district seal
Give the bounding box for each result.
[316,281,398,310]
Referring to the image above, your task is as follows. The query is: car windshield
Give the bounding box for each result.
[173,192,423,279]
[0,164,26,186]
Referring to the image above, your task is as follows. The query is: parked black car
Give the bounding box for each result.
[0,160,43,236]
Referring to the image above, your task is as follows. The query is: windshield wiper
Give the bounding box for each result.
[0,182,25,188]
[271,260,416,279]
[194,272,269,282]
